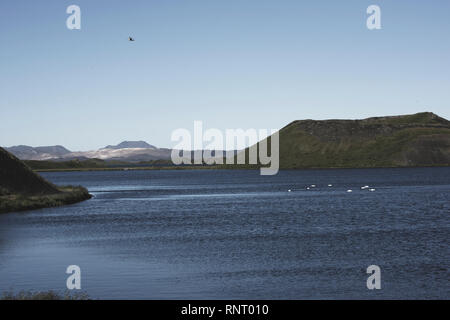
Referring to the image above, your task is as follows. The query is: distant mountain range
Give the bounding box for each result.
[4,112,450,167]
[5,141,172,162]
[6,145,71,160]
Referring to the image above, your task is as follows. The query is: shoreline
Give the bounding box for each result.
[32,164,450,173]
[0,186,92,214]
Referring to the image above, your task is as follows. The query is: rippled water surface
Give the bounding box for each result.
[0,168,449,299]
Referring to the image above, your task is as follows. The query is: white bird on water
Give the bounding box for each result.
[347,189,353,193]
[369,188,376,192]
[328,184,333,187]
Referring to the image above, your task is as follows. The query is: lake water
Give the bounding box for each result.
[0,168,449,299]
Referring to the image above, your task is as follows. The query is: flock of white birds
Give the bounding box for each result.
[287,184,376,193]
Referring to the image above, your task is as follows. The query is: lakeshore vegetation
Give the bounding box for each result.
[0,147,91,214]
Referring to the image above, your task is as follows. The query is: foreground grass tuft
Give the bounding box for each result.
[1,290,90,300]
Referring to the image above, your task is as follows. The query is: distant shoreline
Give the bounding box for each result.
[32,164,450,173]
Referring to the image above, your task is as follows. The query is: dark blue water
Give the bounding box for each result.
[0,168,449,299]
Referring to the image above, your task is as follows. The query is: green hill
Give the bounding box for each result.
[0,147,91,213]
[0,147,61,195]
[248,112,450,169]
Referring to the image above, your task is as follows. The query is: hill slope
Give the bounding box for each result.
[0,147,91,213]
[0,147,60,195]
[251,112,450,168]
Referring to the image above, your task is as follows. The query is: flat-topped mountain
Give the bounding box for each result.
[272,112,450,168]
[103,141,156,150]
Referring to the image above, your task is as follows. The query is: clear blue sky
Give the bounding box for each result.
[1,0,449,151]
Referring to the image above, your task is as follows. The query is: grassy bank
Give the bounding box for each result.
[0,186,92,214]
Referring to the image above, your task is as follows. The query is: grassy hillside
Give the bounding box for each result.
[0,147,91,213]
[0,147,60,195]
[244,112,450,169]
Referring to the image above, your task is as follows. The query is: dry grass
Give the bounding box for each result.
[1,290,90,300]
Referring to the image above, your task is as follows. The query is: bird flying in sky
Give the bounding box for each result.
[128,36,135,41]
